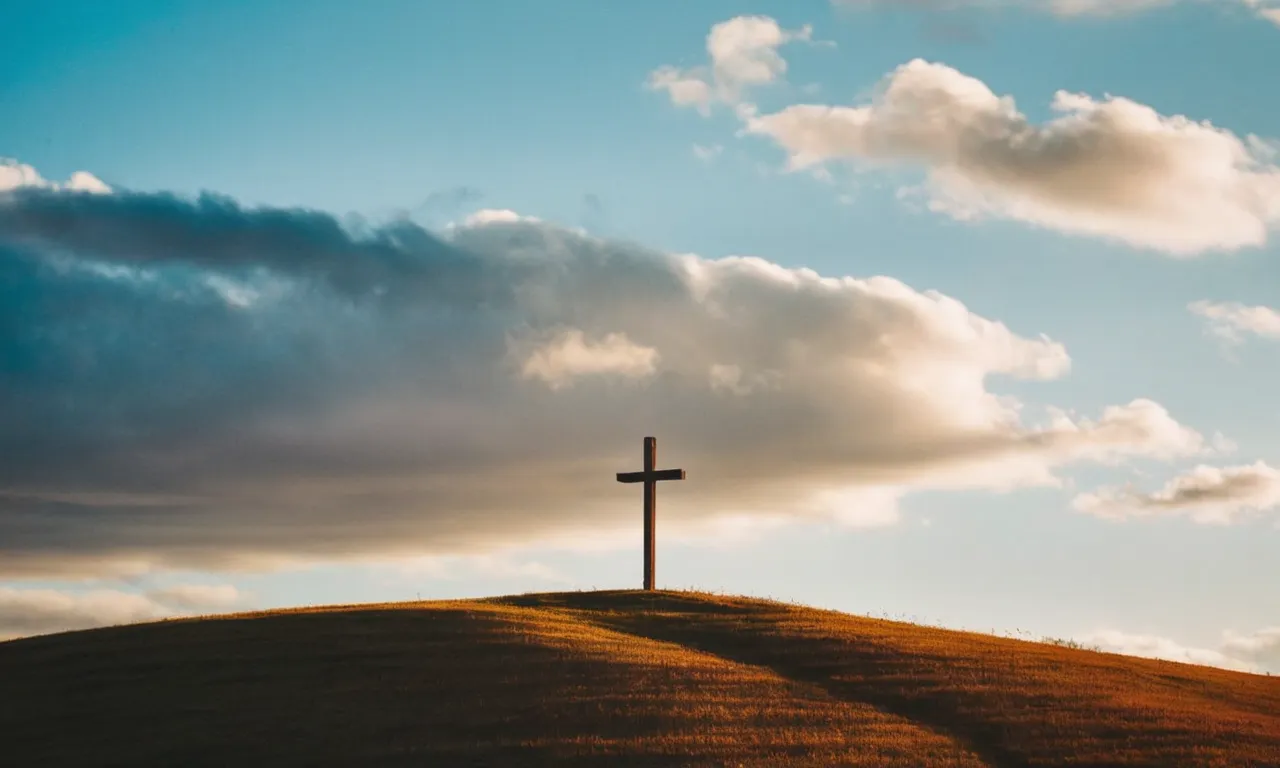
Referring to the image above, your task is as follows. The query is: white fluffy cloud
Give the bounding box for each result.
[0,161,1213,577]
[1229,0,1280,25]
[0,158,109,194]
[1190,300,1280,343]
[835,0,1172,14]
[1045,0,1175,13]
[0,584,243,641]
[517,329,659,390]
[1073,461,1280,524]
[1081,626,1280,674]
[647,15,814,115]
[460,208,540,227]
[834,0,1280,25]
[744,59,1280,254]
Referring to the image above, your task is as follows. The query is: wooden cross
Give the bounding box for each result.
[616,436,686,591]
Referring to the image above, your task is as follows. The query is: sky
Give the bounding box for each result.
[1,0,1279,674]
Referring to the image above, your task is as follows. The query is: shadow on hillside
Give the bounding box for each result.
[0,600,978,767]
[543,594,1024,767]
[498,591,1280,768]
[0,606,754,767]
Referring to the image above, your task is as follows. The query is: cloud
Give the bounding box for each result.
[517,329,659,390]
[147,583,242,611]
[647,16,814,115]
[1041,0,1176,13]
[0,584,243,641]
[0,158,110,194]
[461,208,539,227]
[649,68,719,116]
[0,184,484,303]
[1189,300,1280,344]
[833,0,1280,25]
[1221,627,1280,670]
[0,161,1210,578]
[1081,627,1280,674]
[833,0,1173,15]
[1080,630,1256,672]
[392,554,570,585]
[744,59,1280,254]
[1073,461,1280,524]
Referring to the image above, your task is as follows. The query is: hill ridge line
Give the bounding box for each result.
[4,590,1279,766]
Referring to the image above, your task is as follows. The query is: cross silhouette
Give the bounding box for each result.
[616,436,686,591]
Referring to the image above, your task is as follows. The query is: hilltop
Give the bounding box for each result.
[2,590,1277,766]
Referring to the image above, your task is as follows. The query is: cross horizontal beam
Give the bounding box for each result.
[616,469,686,484]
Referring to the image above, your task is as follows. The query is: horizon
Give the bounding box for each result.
[1,0,1278,676]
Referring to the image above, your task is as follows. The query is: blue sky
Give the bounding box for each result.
[2,0,1279,672]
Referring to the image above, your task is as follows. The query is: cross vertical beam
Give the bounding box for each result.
[616,436,686,591]
[643,436,655,591]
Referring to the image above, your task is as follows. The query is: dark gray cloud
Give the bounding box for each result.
[0,175,1205,578]
[0,187,509,304]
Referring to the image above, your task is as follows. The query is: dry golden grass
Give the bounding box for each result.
[2,590,1277,766]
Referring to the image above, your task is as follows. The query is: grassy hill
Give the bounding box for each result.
[2,590,1277,767]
